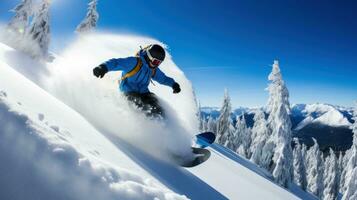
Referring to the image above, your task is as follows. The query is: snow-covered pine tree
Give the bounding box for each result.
[76,0,99,33]
[306,138,324,198]
[266,60,293,188]
[250,109,270,166]
[7,0,33,36]
[259,136,275,171]
[223,121,236,150]
[27,0,51,58]
[302,143,308,168]
[216,89,232,145]
[323,148,339,200]
[338,152,344,194]
[200,117,207,132]
[206,116,216,132]
[235,115,252,158]
[341,151,349,193]
[341,103,357,193]
[199,117,203,132]
[293,139,307,191]
[233,116,244,154]
[342,167,357,200]
[266,60,291,117]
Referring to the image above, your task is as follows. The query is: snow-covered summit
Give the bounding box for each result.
[292,103,352,130]
[202,103,353,128]
[314,109,351,127]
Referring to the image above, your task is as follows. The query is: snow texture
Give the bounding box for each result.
[0,59,186,200]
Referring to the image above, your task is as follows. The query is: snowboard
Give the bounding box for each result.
[178,147,211,168]
[193,132,216,148]
[173,132,216,168]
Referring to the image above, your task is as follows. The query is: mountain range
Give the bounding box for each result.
[200,103,355,152]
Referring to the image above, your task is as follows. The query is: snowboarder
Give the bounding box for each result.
[93,44,181,118]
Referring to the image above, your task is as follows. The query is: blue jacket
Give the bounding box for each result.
[103,51,175,94]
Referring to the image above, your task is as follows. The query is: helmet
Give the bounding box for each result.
[145,44,166,67]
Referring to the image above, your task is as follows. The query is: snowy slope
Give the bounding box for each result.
[0,34,310,200]
[295,116,314,130]
[0,59,186,200]
[190,144,305,200]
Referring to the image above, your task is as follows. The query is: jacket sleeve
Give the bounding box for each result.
[152,68,175,87]
[103,57,138,72]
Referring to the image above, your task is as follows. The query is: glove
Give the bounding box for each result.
[172,82,181,94]
[93,64,108,78]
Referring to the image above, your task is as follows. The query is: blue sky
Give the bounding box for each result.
[1,0,356,107]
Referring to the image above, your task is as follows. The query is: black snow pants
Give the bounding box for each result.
[124,92,165,119]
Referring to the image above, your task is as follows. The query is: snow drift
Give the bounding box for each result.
[0,59,186,200]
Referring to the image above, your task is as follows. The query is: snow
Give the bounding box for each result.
[304,103,337,114]
[314,109,351,127]
[191,144,295,199]
[293,103,352,130]
[43,33,197,163]
[0,33,311,199]
[0,59,186,200]
[295,116,314,130]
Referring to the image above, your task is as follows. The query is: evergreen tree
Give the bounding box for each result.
[206,116,216,133]
[76,0,99,33]
[266,60,293,188]
[306,138,324,198]
[342,104,357,193]
[200,117,207,132]
[341,150,350,193]
[342,167,357,200]
[260,137,275,170]
[302,143,308,168]
[338,152,344,194]
[250,110,269,166]
[27,0,51,58]
[234,115,252,158]
[223,122,236,151]
[216,89,232,145]
[233,116,244,154]
[7,0,33,35]
[323,149,339,200]
[293,139,307,191]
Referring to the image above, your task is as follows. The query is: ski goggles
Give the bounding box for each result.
[146,49,163,67]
